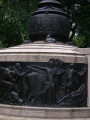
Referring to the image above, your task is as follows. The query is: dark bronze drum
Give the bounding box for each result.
[29,0,70,43]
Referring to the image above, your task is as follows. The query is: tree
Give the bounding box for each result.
[60,0,90,47]
[0,0,40,47]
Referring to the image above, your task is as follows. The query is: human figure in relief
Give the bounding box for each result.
[57,63,87,107]
[26,59,65,105]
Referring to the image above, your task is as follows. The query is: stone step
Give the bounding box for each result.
[0,114,90,120]
[0,43,80,55]
[0,104,90,119]
[0,43,87,63]
[0,45,80,54]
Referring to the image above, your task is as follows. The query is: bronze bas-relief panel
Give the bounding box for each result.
[0,59,87,107]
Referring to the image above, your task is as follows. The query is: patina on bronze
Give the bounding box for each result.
[29,0,70,43]
[0,59,87,107]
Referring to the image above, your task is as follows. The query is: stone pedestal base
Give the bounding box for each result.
[0,104,90,119]
[0,42,90,119]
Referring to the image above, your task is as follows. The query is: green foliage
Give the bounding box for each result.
[0,0,40,47]
[73,35,87,48]
[0,0,90,47]
[60,0,90,47]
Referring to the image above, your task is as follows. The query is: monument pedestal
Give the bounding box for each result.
[75,47,90,107]
[0,42,90,119]
[0,104,90,120]
[0,42,87,63]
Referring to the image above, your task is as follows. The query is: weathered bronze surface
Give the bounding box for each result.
[29,0,70,43]
[0,59,87,107]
